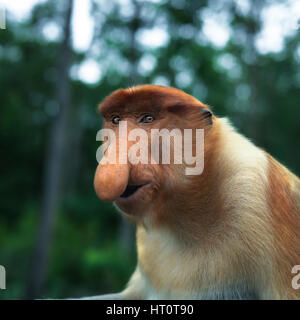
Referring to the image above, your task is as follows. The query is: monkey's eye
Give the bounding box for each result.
[111,115,121,125]
[140,115,155,124]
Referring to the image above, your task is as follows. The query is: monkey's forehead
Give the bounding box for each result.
[99,84,208,116]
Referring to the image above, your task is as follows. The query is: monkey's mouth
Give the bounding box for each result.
[120,184,148,199]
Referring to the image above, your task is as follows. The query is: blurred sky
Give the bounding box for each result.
[1,0,300,84]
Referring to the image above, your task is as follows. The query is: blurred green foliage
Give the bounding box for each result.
[0,0,299,299]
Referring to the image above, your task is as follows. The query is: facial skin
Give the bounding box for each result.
[94,84,213,221]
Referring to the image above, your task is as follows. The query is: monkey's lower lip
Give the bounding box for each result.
[119,183,149,199]
[117,182,150,202]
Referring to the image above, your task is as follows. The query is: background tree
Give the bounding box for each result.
[25,0,74,299]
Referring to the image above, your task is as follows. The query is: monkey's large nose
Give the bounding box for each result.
[94,162,130,202]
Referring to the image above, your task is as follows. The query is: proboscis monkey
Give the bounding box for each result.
[90,84,300,300]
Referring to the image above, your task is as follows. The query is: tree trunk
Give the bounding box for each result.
[25,0,74,299]
[244,0,263,144]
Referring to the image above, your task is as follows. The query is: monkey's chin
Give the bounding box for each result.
[114,182,154,217]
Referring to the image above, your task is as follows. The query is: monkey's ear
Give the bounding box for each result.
[199,108,213,125]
